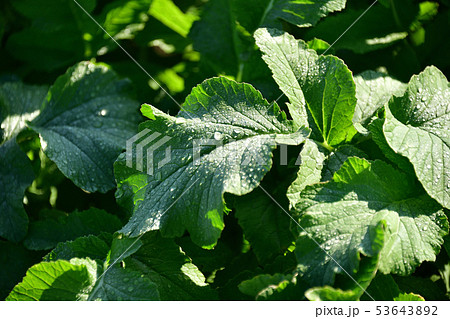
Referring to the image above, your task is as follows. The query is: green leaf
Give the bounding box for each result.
[321,145,367,181]
[384,66,450,209]
[394,293,425,301]
[7,258,159,301]
[260,0,347,28]
[29,61,139,193]
[363,274,401,301]
[99,0,152,40]
[0,140,34,242]
[149,0,197,37]
[190,0,248,76]
[232,0,346,32]
[0,81,49,241]
[88,265,159,301]
[238,273,295,300]
[6,258,97,301]
[353,71,406,134]
[45,235,111,262]
[24,208,122,250]
[234,187,294,263]
[115,77,309,247]
[294,157,448,286]
[287,139,326,209]
[0,81,48,142]
[255,28,357,146]
[127,231,218,300]
[305,220,385,301]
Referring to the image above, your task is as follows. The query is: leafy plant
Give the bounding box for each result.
[1,0,449,301]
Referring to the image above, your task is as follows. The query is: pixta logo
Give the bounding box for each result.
[126,128,172,175]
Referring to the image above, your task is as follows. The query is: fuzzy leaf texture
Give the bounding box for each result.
[255,28,357,146]
[384,66,450,209]
[29,62,140,193]
[294,157,448,286]
[115,77,309,248]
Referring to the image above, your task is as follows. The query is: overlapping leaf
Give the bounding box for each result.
[127,232,217,300]
[287,139,326,208]
[255,28,357,146]
[114,77,309,247]
[383,66,450,209]
[294,157,448,286]
[6,257,159,301]
[30,62,140,193]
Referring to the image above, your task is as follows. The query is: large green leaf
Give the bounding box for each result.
[255,28,357,146]
[29,62,139,193]
[115,77,309,247]
[6,258,159,301]
[363,274,401,301]
[384,66,450,209]
[294,157,448,286]
[238,273,297,300]
[24,208,122,250]
[10,235,161,301]
[45,235,112,262]
[99,0,153,40]
[6,258,97,301]
[305,221,385,301]
[321,145,367,181]
[149,0,197,37]
[0,82,48,142]
[0,81,48,241]
[353,71,406,134]
[43,230,218,300]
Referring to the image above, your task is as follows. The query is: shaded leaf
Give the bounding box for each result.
[30,62,140,193]
[294,157,448,285]
[24,208,122,250]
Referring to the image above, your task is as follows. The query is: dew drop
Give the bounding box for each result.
[214,132,223,140]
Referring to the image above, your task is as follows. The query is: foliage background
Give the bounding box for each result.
[0,0,449,300]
